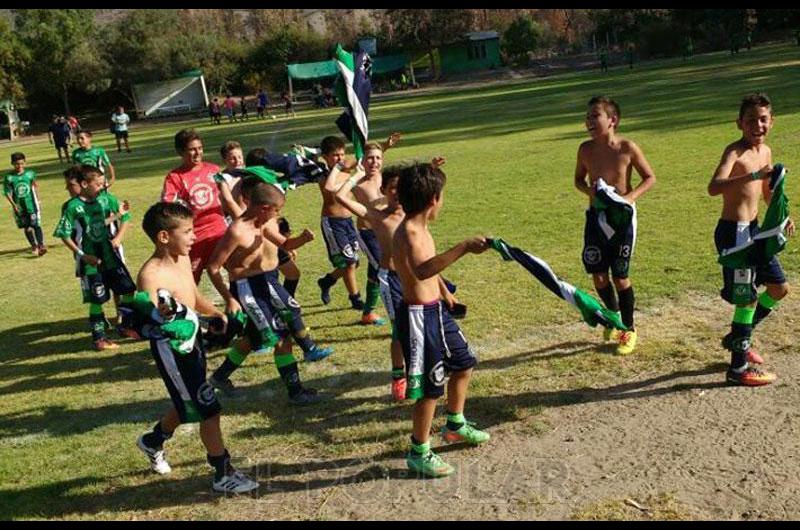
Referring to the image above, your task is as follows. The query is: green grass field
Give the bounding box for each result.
[1,42,799,520]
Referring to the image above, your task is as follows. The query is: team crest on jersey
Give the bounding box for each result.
[428,361,445,386]
[89,220,107,240]
[93,283,106,299]
[189,182,214,208]
[583,246,602,265]
[15,183,30,197]
[197,382,217,406]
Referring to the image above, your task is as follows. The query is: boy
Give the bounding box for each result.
[256,89,268,119]
[315,134,401,312]
[215,140,246,222]
[393,162,490,477]
[574,95,656,355]
[72,129,117,188]
[133,201,258,493]
[329,158,407,399]
[282,91,295,119]
[48,116,71,163]
[53,165,135,350]
[348,136,401,326]
[239,97,249,121]
[161,129,227,284]
[708,93,794,386]
[315,136,365,310]
[4,152,46,256]
[206,179,331,403]
[223,95,237,123]
[111,106,132,153]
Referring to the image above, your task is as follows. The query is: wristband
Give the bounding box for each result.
[751,171,760,181]
[334,162,345,172]
[348,175,359,189]
[76,249,85,258]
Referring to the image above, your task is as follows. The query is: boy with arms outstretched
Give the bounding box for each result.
[54,165,135,350]
[574,95,656,355]
[4,152,46,256]
[134,202,258,493]
[393,162,490,478]
[708,93,793,386]
[206,179,331,403]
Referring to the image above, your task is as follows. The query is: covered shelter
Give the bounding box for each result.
[286,53,413,99]
[439,31,501,74]
[131,69,209,118]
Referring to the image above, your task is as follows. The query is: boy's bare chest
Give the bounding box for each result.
[586,146,631,181]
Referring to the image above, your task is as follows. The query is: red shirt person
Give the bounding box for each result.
[161,129,227,283]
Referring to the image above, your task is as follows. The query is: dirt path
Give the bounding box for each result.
[233,291,799,520]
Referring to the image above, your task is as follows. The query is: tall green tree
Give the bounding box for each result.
[502,15,543,64]
[0,17,29,102]
[14,9,107,115]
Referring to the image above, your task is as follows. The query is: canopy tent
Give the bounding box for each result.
[131,69,209,118]
[0,99,22,141]
[286,54,412,98]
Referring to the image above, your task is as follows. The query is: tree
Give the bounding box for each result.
[502,15,543,64]
[0,17,29,102]
[14,9,107,115]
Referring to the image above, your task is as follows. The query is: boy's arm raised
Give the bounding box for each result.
[263,220,314,251]
[625,142,657,203]
[413,237,488,281]
[708,147,770,196]
[205,229,241,314]
[335,172,370,219]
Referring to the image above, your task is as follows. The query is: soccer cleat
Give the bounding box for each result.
[137,435,172,475]
[441,421,491,446]
[212,470,259,494]
[93,338,120,351]
[391,378,407,401]
[288,387,323,406]
[209,375,241,398]
[615,329,637,355]
[721,333,764,364]
[406,450,455,478]
[360,313,387,326]
[303,345,333,362]
[116,324,141,340]
[37,245,48,256]
[350,296,365,311]
[317,277,331,305]
[726,366,777,386]
[30,245,39,256]
[603,327,621,342]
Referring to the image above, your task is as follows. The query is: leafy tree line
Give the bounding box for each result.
[2,9,799,120]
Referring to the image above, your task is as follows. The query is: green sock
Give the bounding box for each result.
[363,279,381,315]
[391,367,405,380]
[411,438,430,455]
[446,412,465,431]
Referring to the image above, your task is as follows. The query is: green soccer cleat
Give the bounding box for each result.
[406,449,455,478]
[441,421,491,446]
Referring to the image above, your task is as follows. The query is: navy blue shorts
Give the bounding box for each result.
[80,264,136,304]
[230,269,300,349]
[582,206,637,279]
[378,268,403,323]
[149,337,221,423]
[357,228,382,282]
[397,300,477,400]
[714,219,786,304]
[321,216,359,269]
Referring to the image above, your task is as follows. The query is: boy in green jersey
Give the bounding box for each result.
[54,165,135,350]
[72,130,117,188]
[4,152,46,256]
